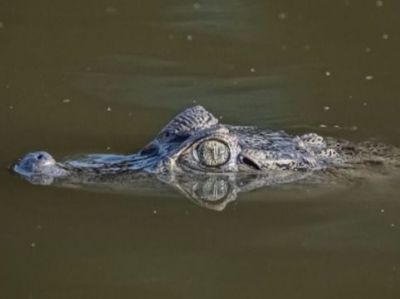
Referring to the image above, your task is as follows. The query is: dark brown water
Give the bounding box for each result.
[1,1,400,298]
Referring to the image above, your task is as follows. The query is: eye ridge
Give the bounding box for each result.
[196,138,231,167]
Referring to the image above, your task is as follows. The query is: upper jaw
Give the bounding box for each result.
[13,152,69,185]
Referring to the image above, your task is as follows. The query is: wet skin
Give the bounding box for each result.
[12,105,400,210]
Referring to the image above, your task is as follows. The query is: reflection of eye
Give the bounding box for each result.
[196,139,230,167]
[195,178,229,201]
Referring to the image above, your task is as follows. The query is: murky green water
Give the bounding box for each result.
[1,1,400,298]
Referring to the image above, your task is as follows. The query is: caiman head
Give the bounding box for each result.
[12,105,320,210]
[13,105,319,181]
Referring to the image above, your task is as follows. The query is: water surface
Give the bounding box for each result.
[1,1,400,298]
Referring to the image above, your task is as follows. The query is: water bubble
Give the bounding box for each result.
[62,98,71,104]
[106,146,111,151]
[365,47,372,53]
[30,242,36,248]
[323,106,331,111]
[382,33,389,40]
[319,124,327,128]
[153,210,158,215]
[186,34,193,41]
[193,2,200,9]
[365,75,374,80]
[380,209,385,213]
[250,67,256,73]
[107,107,112,112]
[376,0,384,7]
[325,71,331,77]
[9,105,14,110]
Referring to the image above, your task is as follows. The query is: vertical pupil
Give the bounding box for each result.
[197,140,230,167]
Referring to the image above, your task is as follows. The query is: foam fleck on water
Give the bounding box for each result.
[105,7,118,15]
[365,75,374,80]
[278,12,287,20]
[350,126,358,131]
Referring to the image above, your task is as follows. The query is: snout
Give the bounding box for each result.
[13,151,56,176]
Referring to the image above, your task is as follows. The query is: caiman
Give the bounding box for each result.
[12,105,399,210]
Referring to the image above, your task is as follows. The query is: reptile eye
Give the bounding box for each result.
[196,139,230,167]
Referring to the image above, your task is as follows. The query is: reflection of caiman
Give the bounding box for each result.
[13,105,399,210]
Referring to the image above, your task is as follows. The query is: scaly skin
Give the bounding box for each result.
[12,105,399,209]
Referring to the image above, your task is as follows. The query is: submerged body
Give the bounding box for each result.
[12,105,399,209]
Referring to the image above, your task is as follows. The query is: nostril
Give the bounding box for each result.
[240,156,261,170]
[37,154,44,160]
